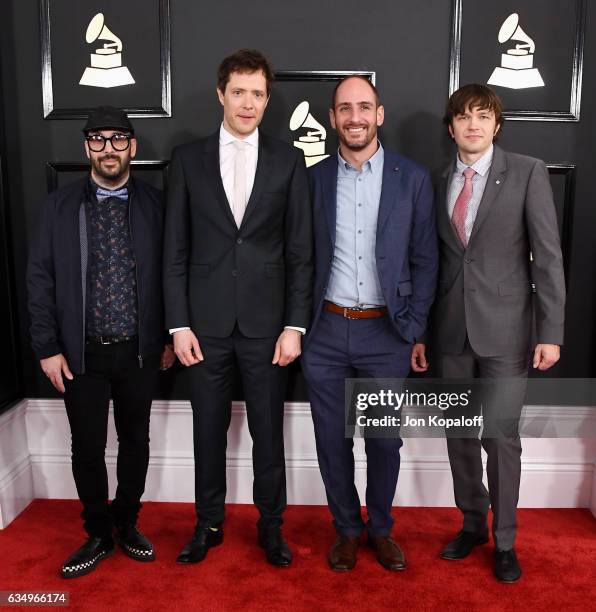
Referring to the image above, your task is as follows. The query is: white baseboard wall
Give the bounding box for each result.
[1,399,595,528]
[0,401,34,528]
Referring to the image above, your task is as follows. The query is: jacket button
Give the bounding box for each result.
[236,238,243,245]
[232,270,237,277]
[464,258,472,264]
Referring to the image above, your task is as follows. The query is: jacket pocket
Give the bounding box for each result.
[265,263,284,278]
[498,280,531,296]
[397,280,412,296]
[190,263,209,277]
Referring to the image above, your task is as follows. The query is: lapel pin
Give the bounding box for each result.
[496,179,501,184]
[394,166,399,172]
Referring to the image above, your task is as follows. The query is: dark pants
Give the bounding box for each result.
[189,327,288,530]
[63,340,159,537]
[301,311,412,538]
[437,340,529,550]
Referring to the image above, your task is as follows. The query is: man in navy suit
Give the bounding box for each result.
[302,76,437,572]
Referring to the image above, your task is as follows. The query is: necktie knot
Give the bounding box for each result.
[463,167,476,181]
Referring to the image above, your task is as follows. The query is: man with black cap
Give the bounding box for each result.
[27,105,175,578]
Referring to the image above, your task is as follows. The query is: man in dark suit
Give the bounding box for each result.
[412,84,565,582]
[27,106,175,578]
[163,49,312,567]
[302,76,437,571]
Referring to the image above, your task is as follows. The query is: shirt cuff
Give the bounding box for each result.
[284,325,306,335]
[169,326,191,335]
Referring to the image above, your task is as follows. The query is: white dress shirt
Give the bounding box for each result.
[170,123,305,335]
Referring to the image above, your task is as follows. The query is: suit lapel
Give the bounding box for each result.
[322,155,338,247]
[437,162,465,252]
[239,134,273,229]
[468,145,507,244]
[201,132,237,228]
[376,153,402,236]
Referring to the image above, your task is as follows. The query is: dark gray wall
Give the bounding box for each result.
[1,0,594,403]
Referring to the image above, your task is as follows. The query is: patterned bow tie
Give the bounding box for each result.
[96,187,129,201]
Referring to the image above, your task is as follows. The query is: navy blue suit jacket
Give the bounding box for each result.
[307,149,438,344]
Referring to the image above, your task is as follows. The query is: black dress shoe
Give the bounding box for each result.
[176,527,223,564]
[60,535,115,579]
[116,525,155,562]
[494,548,522,582]
[258,527,293,567]
[440,529,489,560]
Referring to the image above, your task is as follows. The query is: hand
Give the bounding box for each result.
[411,343,429,373]
[40,353,73,393]
[173,329,204,366]
[160,343,176,370]
[272,329,302,367]
[533,343,560,371]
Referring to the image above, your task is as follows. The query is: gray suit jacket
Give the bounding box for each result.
[431,145,565,357]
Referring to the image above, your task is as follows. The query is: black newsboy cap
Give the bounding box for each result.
[83,105,134,134]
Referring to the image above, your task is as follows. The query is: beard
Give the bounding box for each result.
[339,124,377,151]
[90,153,130,183]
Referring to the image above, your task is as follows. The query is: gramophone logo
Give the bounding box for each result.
[487,13,545,89]
[289,101,329,167]
[79,13,135,88]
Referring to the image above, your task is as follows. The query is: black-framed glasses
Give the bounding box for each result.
[86,133,132,152]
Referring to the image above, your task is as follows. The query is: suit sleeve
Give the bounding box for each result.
[163,147,192,330]
[525,159,566,345]
[26,193,62,360]
[283,150,313,329]
[407,170,438,342]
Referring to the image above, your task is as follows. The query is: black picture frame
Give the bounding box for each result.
[45,160,169,192]
[40,0,171,119]
[546,164,576,282]
[275,71,376,85]
[449,0,586,121]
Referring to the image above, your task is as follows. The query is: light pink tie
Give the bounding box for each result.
[233,140,247,228]
[451,167,476,247]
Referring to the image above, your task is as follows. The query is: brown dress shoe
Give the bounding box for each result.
[327,535,360,571]
[368,536,407,571]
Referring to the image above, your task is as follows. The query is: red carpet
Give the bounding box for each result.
[0,501,594,611]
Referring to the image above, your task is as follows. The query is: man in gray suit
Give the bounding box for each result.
[412,84,565,582]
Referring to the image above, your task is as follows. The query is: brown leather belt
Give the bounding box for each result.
[324,301,388,319]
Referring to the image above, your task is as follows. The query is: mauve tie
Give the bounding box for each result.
[451,167,476,247]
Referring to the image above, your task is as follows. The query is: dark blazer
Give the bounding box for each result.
[27,176,166,374]
[432,145,566,356]
[163,131,313,338]
[307,149,438,344]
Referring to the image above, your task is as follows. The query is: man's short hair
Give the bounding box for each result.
[443,83,504,131]
[217,49,275,96]
[331,75,381,109]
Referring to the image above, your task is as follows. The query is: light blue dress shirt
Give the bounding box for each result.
[325,144,385,308]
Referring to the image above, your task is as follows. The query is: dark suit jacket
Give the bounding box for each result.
[163,131,313,338]
[307,149,438,344]
[432,145,566,357]
[27,176,166,374]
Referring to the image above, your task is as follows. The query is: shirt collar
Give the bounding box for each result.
[219,123,259,148]
[455,143,493,177]
[337,141,384,174]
